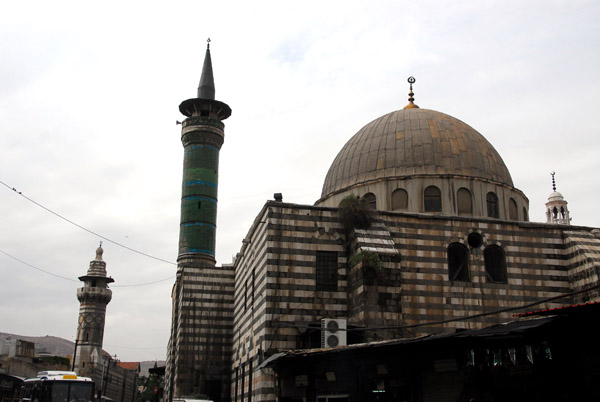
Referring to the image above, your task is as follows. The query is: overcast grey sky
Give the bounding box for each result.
[1,1,599,362]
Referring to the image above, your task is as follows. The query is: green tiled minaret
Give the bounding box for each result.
[178,40,231,260]
[166,40,234,402]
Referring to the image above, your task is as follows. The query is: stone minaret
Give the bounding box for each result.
[74,244,114,376]
[166,40,234,402]
[545,172,571,225]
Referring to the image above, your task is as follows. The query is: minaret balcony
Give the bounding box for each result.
[77,287,113,303]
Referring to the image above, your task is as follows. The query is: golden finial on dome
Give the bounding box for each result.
[404,76,420,109]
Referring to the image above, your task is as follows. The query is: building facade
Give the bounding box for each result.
[165,59,600,402]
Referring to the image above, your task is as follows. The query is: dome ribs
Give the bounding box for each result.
[418,113,434,168]
[363,113,386,184]
[427,118,442,170]
[384,113,397,173]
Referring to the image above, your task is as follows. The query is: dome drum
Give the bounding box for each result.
[320,175,528,221]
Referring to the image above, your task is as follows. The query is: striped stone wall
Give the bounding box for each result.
[389,215,572,336]
[166,258,235,401]
[231,204,349,401]
[563,229,600,302]
[227,201,598,402]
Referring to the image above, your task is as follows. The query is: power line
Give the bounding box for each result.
[0,179,176,266]
[273,283,600,333]
[0,248,174,287]
[112,276,174,287]
[0,249,79,282]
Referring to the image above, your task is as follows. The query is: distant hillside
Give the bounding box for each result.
[0,332,74,357]
[0,332,165,376]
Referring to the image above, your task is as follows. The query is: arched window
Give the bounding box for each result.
[448,243,470,281]
[484,245,507,283]
[523,207,529,221]
[391,188,408,211]
[486,192,499,218]
[509,198,518,220]
[457,188,472,215]
[362,193,376,210]
[424,186,442,212]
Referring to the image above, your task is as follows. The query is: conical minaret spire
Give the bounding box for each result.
[197,39,215,100]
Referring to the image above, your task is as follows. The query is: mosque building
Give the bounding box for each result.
[165,45,600,402]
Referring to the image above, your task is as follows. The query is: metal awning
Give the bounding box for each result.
[259,316,557,368]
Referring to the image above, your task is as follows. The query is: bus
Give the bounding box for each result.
[20,371,94,402]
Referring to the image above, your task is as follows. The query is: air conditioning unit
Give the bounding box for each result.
[321,318,347,348]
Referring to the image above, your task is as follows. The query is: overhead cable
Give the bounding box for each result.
[0,248,174,287]
[0,179,176,266]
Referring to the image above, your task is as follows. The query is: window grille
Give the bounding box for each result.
[316,251,338,291]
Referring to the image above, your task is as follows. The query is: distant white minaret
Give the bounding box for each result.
[545,172,571,225]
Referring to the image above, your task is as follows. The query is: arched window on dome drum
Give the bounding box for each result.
[509,198,518,220]
[424,186,442,212]
[448,243,470,282]
[391,188,408,211]
[484,245,507,283]
[457,188,472,216]
[362,193,376,210]
[486,192,499,218]
[523,207,529,221]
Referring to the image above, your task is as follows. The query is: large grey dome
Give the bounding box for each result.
[320,108,513,200]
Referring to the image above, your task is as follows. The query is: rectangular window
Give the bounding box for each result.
[316,251,338,291]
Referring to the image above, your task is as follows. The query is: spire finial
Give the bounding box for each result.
[404,76,419,109]
[550,171,556,192]
[207,37,211,49]
[95,241,104,261]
